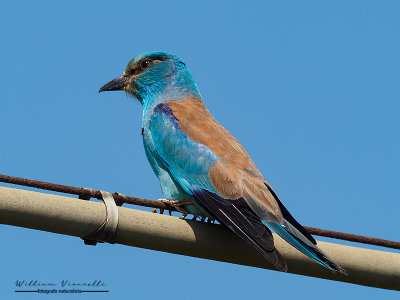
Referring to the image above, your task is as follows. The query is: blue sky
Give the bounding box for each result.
[0,1,399,299]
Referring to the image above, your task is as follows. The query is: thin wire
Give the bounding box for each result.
[0,173,399,250]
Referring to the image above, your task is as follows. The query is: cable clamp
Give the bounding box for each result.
[82,190,119,246]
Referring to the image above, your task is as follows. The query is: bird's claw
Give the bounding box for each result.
[154,198,191,219]
[152,207,165,214]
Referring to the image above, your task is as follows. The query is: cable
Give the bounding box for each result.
[0,173,399,250]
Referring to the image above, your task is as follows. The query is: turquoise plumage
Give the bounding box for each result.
[99,51,346,274]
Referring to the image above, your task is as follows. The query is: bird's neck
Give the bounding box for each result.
[139,70,201,114]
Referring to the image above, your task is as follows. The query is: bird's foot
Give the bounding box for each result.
[191,215,215,223]
[152,199,192,219]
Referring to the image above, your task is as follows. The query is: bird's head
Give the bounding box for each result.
[99,52,200,103]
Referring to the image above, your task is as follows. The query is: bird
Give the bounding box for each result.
[99,51,346,274]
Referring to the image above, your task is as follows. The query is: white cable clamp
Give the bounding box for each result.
[83,190,119,245]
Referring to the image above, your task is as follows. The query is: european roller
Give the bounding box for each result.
[99,52,345,274]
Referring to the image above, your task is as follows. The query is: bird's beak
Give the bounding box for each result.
[98,75,129,93]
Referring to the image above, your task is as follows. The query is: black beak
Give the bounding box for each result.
[98,75,128,93]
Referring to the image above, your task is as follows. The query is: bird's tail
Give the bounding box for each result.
[265,221,346,274]
[263,185,347,274]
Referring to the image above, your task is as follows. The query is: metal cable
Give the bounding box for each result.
[0,173,399,250]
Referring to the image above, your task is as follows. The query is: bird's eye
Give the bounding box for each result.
[140,60,150,69]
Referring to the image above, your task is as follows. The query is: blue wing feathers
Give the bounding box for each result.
[149,103,218,192]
